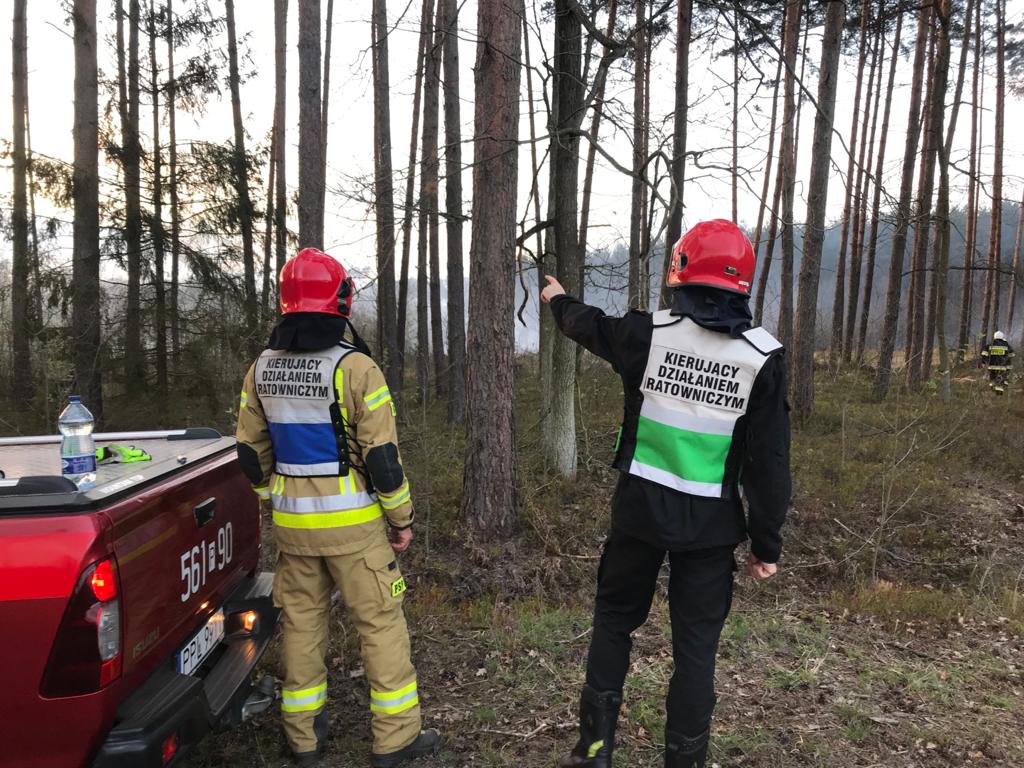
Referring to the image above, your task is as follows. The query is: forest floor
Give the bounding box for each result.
[184,362,1024,768]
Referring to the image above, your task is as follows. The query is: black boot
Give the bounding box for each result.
[558,686,623,768]
[665,729,709,768]
[292,710,331,767]
[370,728,444,768]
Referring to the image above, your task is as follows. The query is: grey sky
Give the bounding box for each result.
[2,1,1023,286]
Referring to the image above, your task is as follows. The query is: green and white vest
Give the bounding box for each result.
[628,312,782,498]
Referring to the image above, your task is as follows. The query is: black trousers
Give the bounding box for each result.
[585,530,736,738]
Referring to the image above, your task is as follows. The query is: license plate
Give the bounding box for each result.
[177,609,225,675]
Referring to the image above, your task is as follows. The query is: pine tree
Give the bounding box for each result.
[462,0,524,534]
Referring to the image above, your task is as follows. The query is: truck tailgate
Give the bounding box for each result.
[107,448,259,682]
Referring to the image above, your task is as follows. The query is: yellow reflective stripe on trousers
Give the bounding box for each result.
[240,390,249,408]
[273,503,383,529]
[379,481,411,510]
[370,679,419,715]
[252,485,270,500]
[282,682,327,713]
[364,385,393,412]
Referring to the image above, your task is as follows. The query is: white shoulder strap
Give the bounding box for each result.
[742,326,783,355]
[652,309,684,328]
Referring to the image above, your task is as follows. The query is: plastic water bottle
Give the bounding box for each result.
[59,396,97,489]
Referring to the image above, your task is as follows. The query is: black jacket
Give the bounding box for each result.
[549,287,791,562]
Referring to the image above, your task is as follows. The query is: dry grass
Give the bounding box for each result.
[184,362,1024,768]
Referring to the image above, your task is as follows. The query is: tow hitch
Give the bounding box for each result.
[241,674,277,722]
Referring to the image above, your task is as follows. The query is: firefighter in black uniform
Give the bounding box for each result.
[981,331,1014,395]
[542,220,791,768]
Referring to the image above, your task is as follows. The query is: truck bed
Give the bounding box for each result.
[0,429,235,513]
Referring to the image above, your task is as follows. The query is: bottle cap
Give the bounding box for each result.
[69,395,81,402]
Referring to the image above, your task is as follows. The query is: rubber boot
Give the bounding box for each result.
[370,728,444,768]
[558,686,623,768]
[293,710,331,767]
[665,729,709,768]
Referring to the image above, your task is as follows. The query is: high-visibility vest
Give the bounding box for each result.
[628,313,782,498]
[254,342,357,477]
[985,342,1012,370]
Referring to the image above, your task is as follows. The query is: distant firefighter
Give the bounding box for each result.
[981,331,1015,396]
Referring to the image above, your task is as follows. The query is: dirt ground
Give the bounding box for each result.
[183,368,1024,768]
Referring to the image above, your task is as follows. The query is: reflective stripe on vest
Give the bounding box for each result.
[628,313,778,498]
[254,343,356,477]
[270,473,383,530]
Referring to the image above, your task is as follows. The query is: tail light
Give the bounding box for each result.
[40,557,122,697]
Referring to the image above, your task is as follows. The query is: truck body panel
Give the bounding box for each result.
[0,430,275,768]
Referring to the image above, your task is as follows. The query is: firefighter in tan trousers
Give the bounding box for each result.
[236,247,442,768]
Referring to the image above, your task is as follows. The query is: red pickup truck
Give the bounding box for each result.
[0,429,279,768]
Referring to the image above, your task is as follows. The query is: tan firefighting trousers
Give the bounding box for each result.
[274,534,420,755]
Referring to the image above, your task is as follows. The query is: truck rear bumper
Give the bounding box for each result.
[92,572,279,768]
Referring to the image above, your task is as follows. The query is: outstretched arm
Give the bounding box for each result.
[542,275,635,372]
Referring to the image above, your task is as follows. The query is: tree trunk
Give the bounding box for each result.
[320,0,334,218]
[1007,188,1024,331]
[828,0,870,372]
[72,0,104,417]
[442,0,466,422]
[924,0,972,379]
[791,0,844,418]
[639,7,653,310]
[660,0,692,310]
[25,69,43,342]
[981,0,1005,343]
[298,0,323,247]
[857,9,903,365]
[166,0,182,365]
[396,0,431,396]
[462,0,523,535]
[933,0,956,402]
[262,124,276,320]
[125,0,144,382]
[273,0,288,279]
[957,0,982,361]
[225,0,258,347]
[907,18,943,391]
[422,3,445,395]
[751,54,783,274]
[371,0,399,391]
[904,25,935,376]
[777,0,802,349]
[525,16,554,403]
[627,0,646,309]
[542,0,584,478]
[12,0,32,408]
[149,0,168,397]
[842,14,881,365]
[578,0,619,299]
[754,154,786,327]
[872,4,931,400]
[934,151,953,402]
[731,6,739,223]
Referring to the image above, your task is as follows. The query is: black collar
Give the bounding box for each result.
[669,286,753,338]
[267,313,372,355]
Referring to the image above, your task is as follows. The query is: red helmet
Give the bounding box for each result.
[279,247,354,317]
[667,219,755,295]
